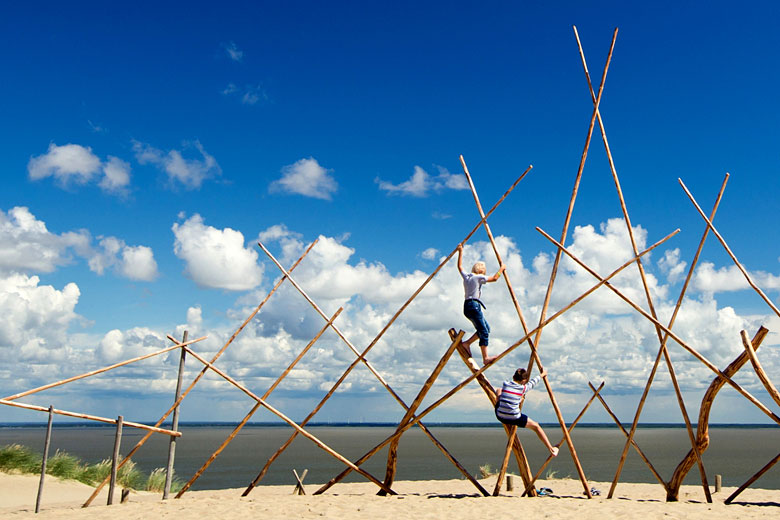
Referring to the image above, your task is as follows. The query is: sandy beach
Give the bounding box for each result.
[2,472,777,519]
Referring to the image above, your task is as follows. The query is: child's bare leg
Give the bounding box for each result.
[527,419,558,457]
[462,333,478,355]
[480,345,497,365]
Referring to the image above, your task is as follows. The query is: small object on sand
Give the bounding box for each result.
[587,487,600,496]
[538,487,553,496]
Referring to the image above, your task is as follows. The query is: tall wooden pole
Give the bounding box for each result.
[35,405,54,513]
[164,330,188,499]
[108,416,123,505]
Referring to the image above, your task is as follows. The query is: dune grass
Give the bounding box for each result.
[0,444,183,492]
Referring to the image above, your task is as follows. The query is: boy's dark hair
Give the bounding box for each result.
[513,368,527,383]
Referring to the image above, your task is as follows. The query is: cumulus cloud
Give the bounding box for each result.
[269,158,337,200]
[376,165,468,197]
[88,237,159,281]
[421,247,439,260]
[172,214,264,290]
[27,143,129,195]
[133,140,221,190]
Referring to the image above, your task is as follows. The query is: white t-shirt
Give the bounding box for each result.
[461,271,488,301]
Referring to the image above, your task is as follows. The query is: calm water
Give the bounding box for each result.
[1,424,778,492]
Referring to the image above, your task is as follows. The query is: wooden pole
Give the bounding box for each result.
[293,469,307,495]
[460,156,592,499]
[576,26,714,503]
[35,405,54,514]
[107,416,123,505]
[536,227,780,426]
[0,399,179,436]
[667,327,768,500]
[521,382,604,496]
[164,330,188,499]
[528,26,618,377]
[725,452,780,504]
[715,474,721,494]
[175,308,343,498]
[493,425,517,496]
[609,174,729,500]
[741,330,780,408]
[680,179,780,319]
[81,241,318,507]
[3,337,204,402]
[180,345,396,495]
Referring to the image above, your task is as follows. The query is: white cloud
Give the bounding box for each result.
[269,158,337,200]
[421,247,439,260]
[376,165,468,197]
[658,248,687,284]
[88,237,159,281]
[223,41,243,62]
[27,143,131,196]
[222,83,267,105]
[172,214,264,290]
[133,140,221,190]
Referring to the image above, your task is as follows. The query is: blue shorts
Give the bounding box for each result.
[496,412,528,428]
[463,299,490,346]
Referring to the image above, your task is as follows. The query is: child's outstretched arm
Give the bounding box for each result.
[487,264,506,283]
[457,244,464,273]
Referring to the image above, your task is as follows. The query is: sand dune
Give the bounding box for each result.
[3,472,776,519]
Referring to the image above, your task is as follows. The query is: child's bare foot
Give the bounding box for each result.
[483,356,497,365]
[550,447,559,457]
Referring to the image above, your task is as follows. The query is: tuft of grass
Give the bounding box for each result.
[47,450,83,480]
[145,467,183,493]
[0,444,42,474]
[478,464,495,478]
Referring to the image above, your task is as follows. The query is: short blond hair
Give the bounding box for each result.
[471,261,486,275]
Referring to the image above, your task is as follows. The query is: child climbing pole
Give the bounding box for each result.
[457,243,505,366]
[495,368,559,457]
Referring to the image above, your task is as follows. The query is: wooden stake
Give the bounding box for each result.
[493,425,517,496]
[667,327,768,500]
[164,330,188,499]
[460,156,591,498]
[536,227,780,426]
[81,241,318,507]
[35,405,54,514]
[175,308,343,498]
[609,174,729,500]
[293,469,308,495]
[107,416,123,506]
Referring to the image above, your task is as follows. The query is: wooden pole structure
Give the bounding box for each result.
[536,227,780,426]
[82,241,318,507]
[493,425,517,496]
[312,228,678,496]
[3,337,204,402]
[35,405,54,514]
[667,327,768,500]
[725,451,780,504]
[740,330,780,408]
[460,156,591,499]
[608,175,729,500]
[588,382,668,491]
[175,307,344,498]
[179,345,396,495]
[680,179,780,319]
[245,174,532,495]
[0,399,179,436]
[293,469,308,495]
[521,382,604,496]
[164,330,188,499]
[380,330,488,496]
[107,416,123,506]
[527,26,618,378]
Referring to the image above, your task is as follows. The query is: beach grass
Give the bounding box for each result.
[0,444,183,492]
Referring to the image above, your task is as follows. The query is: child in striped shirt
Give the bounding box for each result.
[495,367,558,457]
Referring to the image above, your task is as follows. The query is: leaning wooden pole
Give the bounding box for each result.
[608,175,729,499]
[725,451,780,504]
[81,241,317,507]
[313,228,679,496]
[35,405,54,513]
[244,169,532,494]
[460,156,592,499]
[164,330,187,499]
[175,308,344,497]
[528,26,618,376]
[107,416,123,506]
[740,330,780,409]
[493,425,517,496]
[180,345,396,495]
[536,227,780,426]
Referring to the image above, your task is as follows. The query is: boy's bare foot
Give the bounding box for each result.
[550,447,559,457]
[483,356,497,365]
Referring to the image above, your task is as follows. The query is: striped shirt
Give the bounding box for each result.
[495,377,540,420]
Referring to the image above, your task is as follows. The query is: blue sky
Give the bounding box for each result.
[1,1,780,429]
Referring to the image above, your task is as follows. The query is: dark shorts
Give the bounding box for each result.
[496,412,528,428]
[463,299,490,346]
